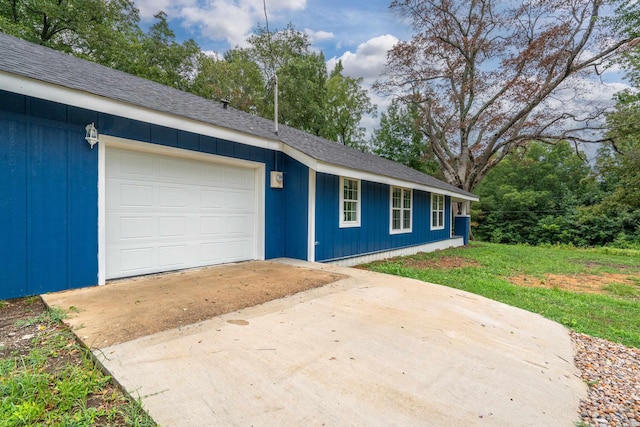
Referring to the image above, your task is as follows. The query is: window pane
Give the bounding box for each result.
[392,209,401,230]
[392,188,401,208]
[403,190,411,209]
[403,210,411,229]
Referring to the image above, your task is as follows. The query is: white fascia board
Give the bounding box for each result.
[0,71,283,152]
[281,144,318,170]
[316,161,479,202]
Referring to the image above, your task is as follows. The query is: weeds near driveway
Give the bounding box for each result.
[0,298,156,426]
[362,242,640,348]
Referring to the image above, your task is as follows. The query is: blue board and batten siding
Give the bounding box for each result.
[314,172,451,262]
[0,91,308,299]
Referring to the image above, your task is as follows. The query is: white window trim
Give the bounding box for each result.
[431,193,445,230]
[389,186,412,234]
[339,176,361,228]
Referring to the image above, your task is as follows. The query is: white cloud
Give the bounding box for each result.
[134,0,308,49]
[304,29,334,43]
[135,0,194,20]
[268,0,306,10]
[327,34,399,82]
[180,2,256,48]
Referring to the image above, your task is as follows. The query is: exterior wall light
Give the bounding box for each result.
[85,123,99,149]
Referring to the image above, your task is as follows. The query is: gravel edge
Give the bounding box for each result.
[572,332,640,426]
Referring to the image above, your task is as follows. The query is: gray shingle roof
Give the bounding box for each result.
[0,33,476,199]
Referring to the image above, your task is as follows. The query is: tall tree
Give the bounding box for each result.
[276,52,328,135]
[245,23,311,81]
[370,98,439,175]
[0,0,139,54]
[135,11,200,91]
[324,61,376,147]
[191,49,265,112]
[231,24,374,142]
[376,0,637,193]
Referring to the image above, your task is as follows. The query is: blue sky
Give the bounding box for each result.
[134,0,410,79]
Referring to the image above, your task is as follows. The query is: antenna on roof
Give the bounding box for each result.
[263,0,278,135]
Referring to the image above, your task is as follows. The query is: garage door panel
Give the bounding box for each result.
[224,167,253,188]
[158,157,187,181]
[158,216,187,237]
[199,242,224,263]
[116,151,155,178]
[200,215,225,235]
[119,247,154,272]
[200,190,225,209]
[158,186,188,208]
[199,164,224,184]
[157,245,187,266]
[106,147,258,279]
[226,215,254,234]
[120,183,154,207]
[223,240,254,260]
[226,190,255,210]
[120,216,154,239]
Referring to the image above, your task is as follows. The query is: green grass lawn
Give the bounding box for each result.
[362,242,640,348]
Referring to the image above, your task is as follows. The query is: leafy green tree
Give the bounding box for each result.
[324,61,376,147]
[276,52,328,136]
[0,3,200,91]
[474,142,594,244]
[576,100,640,247]
[227,24,375,143]
[370,98,440,175]
[191,50,265,112]
[0,0,140,55]
[135,11,200,91]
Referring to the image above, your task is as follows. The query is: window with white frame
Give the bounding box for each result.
[390,187,412,233]
[431,193,445,230]
[340,177,360,227]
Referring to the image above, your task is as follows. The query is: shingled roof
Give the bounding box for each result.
[0,33,477,200]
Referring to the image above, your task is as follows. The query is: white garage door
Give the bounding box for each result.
[106,147,257,279]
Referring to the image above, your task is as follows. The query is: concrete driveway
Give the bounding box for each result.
[47,259,586,426]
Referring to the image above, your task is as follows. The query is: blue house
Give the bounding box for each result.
[0,34,478,300]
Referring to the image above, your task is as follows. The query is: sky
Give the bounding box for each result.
[134,0,409,79]
[132,0,629,142]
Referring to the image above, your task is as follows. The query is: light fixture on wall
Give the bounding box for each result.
[85,123,99,149]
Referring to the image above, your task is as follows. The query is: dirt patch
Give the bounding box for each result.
[42,261,347,348]
[402,256,481,270]
[509,273,637,295]
[0,297,50,358]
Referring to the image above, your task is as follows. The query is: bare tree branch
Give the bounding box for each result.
[378,0,637,192]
